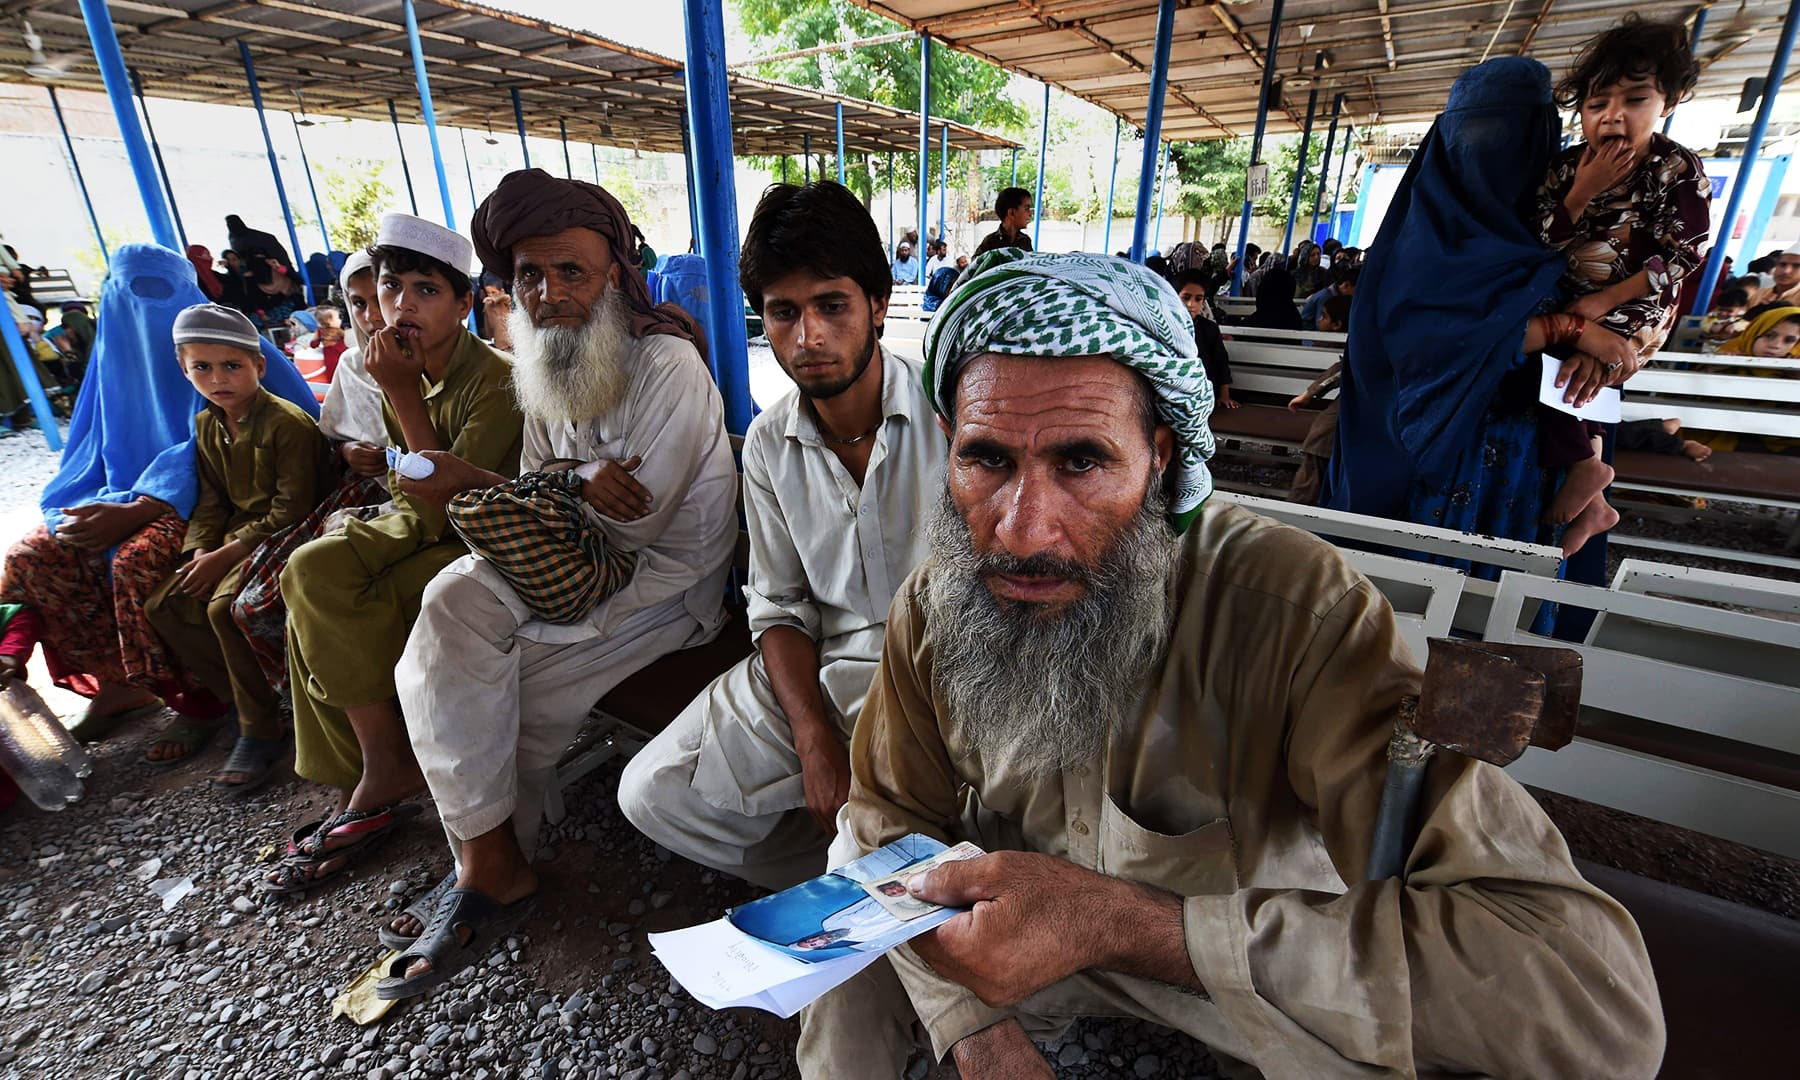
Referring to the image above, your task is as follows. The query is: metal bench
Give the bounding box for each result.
[1335,549,1463,666]
[19,267,85,306]
[1484,570,1800,860]
[1212,490,1562,635]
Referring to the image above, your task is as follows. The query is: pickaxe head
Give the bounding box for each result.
[1409,639,1582,766]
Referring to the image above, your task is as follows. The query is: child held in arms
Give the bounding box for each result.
[1533,14,1712,559]
[145,304,332,791]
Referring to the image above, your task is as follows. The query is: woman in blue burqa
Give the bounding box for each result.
[0,244,317,742]
[1322,57,1614,572]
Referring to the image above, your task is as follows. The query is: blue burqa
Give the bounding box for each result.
[40,243,320,532]
[1324,58,1567,529]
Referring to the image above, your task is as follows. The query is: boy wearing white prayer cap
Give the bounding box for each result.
[263,213,523,894]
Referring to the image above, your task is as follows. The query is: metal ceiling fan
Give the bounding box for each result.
[20,19,80,80]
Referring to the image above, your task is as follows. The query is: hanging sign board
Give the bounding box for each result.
[1246,162,1271,201]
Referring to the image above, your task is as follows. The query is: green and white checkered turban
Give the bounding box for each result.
[922,248,1215,532]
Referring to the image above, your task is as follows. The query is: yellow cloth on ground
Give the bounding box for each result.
[285,330,522,788]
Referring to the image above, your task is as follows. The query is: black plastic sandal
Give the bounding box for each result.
[375,888,536,1000]
[378,869,457,951]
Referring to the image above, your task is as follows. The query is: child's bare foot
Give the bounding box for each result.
[1559,494,1621,559]
[1682,440,1713,462]
[1545,457,1615,526]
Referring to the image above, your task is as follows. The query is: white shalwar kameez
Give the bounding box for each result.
[398,332,737,855]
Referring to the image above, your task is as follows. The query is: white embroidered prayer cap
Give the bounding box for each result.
[375,213,474,276]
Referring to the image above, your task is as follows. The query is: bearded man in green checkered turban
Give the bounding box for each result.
[811,247,1656,1080]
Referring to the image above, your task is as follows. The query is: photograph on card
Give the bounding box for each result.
[725,834,980,963]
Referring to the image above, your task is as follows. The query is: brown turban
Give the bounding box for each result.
[471,168,706,361]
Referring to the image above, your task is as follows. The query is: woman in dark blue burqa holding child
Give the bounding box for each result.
[1323,56,1638,573]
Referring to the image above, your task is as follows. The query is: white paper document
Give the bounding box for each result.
[649,834,984,1017]
[1539,356,1622,422]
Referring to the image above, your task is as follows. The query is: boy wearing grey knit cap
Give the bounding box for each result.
[144,303,332,793]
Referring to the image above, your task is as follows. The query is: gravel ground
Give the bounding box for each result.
[4,418,1796,1080]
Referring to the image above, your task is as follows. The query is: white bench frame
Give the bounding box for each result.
[1483,571,1800,859]
[1337,549,1464,666]
[1213,491,1562,635]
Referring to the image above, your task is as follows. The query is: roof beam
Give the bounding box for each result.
[1517,0,1558,55]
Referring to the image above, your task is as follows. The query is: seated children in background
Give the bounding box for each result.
[145,304,332,791]
[1174,269,1236,409]
[1535,16,1712,559]
[1288,293,1352,504]
[1702,286,1751,345]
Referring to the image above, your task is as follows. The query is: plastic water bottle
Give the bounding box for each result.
[5,682,94,778]
[0,681,86,810]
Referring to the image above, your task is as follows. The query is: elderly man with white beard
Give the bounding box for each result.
[375,170,737,998]
[797,250,1663,1078]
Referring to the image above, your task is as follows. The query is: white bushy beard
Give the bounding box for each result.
[507,285,633,423]
[920,482,1180,779]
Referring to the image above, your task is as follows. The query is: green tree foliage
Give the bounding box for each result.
[319,159,395,253]
[1168,131,1361,247]
[736,0,1026,199]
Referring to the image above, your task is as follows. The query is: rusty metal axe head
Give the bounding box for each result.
[1408,639,1582,766]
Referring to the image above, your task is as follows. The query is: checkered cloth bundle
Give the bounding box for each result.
[447,469,635,624]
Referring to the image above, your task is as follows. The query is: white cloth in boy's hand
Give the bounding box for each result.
[386,447,437,480]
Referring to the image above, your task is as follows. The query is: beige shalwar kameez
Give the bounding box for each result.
[398,332,736,856]
[799,503,1664,1080]
[617,349,947,890]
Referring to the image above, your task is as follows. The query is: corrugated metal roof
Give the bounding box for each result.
[0,0,1017,153]
[843,1,1789,140]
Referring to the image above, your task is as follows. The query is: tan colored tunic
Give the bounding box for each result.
[183,388,332,554]
[844,503,1663,1076]
[286,330,523,788]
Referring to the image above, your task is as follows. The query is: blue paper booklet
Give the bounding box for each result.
[650,834,984,1016]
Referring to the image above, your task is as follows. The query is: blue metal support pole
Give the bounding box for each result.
[1329,132,1355,242]
[1692,0,1800,315]
[291,115,332,263]
[1034,81,1049,250]
[401,0,459,231]
[76,0,178,250]
[511,88,530,168]
[804,133,811,184]
[939,123,949,245]
[1309,92,1344,239]
[129,67,186,249]
[679,122,699,245]
[887,150,895,251]
[1010,147,1018,187]
[240,41,309,306]
[918,32,931,284]
[388,99,419,214]
[1103,115,1120,253]
[459,125,477,208]
[1131,0,1176,263]
[560,117,572,177]
[1282,76,1321,256]
[681,0,753,435]
[48,87,107,266]
[1232,0,1284,293]
[836,102,846,184]
[1152,139,1169,252]
[0,287,61,451]
[1665,9,1709,136]
[591,143,599,185]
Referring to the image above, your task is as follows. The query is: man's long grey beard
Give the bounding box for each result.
[920,483,1181,779]
[507,285,633,423]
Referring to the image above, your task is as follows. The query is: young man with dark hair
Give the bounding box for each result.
[620,181,947,922]
[1301,265,1359,330]
[265,212,523,896]
[974,186,1034,255]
